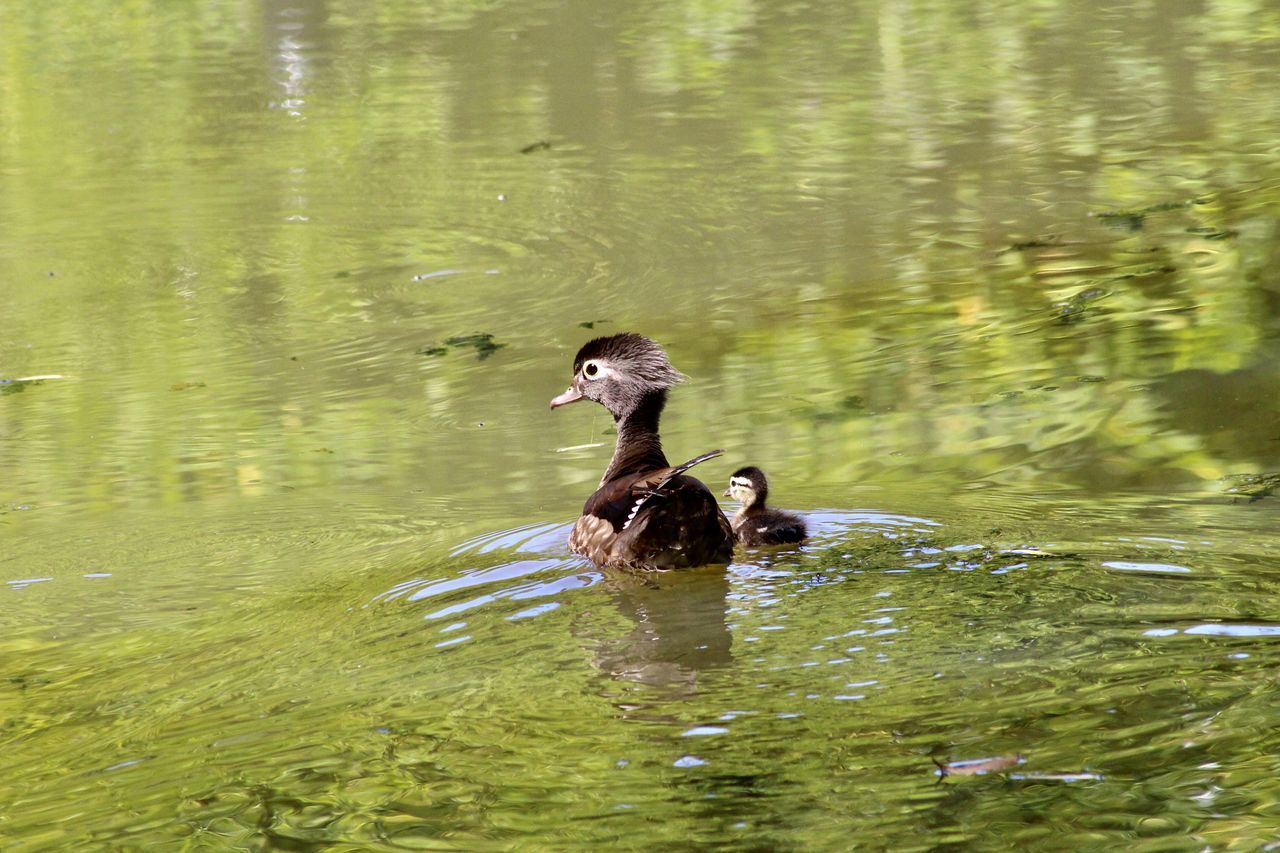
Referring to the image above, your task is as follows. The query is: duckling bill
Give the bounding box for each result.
[724,466,807,546]
[550,333,734,570]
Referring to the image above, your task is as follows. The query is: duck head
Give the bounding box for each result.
[724,465,768,508]
[550,332,685,421]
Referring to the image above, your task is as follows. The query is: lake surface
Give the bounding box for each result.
[3,0,1280,847]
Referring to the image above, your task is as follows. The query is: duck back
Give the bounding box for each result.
[571,469,734,570]
[732,507,808,547]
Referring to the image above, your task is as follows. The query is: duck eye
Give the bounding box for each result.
[584,361,599,378]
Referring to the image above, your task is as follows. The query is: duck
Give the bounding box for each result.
[724,466,808,546]
[550,333,734,570]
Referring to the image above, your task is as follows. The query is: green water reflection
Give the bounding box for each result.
[3,0,1280,847]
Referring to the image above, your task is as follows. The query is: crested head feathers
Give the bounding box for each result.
[573,333,686,390]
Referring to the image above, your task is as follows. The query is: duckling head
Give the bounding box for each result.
[549,332,685,420]
[724,465,768,508]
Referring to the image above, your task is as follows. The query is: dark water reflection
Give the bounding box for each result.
[4,0,1280,847]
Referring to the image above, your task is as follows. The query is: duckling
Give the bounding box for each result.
[724,466,807,546]
[550,333,734,570]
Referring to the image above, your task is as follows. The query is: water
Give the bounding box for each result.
[3,0,1280,847]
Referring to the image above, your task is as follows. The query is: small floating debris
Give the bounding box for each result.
[169,381,206,392]
[933,755,1024,778]
[1,375,70,395]
[412,269,467,281]
[555,442,605,453]
[1103,561,1192,574]
[99,756,153,773]
[1000,547,1075,559]
[519,139,552,154]
[417,345,449,357]
[7,577,55,589]
[1055,286,1107,324]
[673,755,707,768]
[1009,771,1104,783]
[1184,624,1280,638]
[578,319,609,329]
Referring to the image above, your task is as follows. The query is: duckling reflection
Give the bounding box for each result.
[724,466,808,547]
[587,566,733,695]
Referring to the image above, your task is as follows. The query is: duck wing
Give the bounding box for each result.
[620,449,724,531]
[570,450,733,568]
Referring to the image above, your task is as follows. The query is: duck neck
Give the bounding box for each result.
[602,390,669,483]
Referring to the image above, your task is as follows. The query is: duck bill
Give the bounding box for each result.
[549,386,584,410]
[722,488,731,498]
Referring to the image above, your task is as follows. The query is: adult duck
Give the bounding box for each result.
[550,333,734,570]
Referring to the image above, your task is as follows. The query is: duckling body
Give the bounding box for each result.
[551,333,734,570]
[725,466,807,547]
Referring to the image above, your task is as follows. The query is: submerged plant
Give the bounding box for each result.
[418,333,508,361]
[445,333,507,360]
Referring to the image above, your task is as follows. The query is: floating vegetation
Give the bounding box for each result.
[420,333,507,361]
[1092,197,1208,231]
[933,755,1025,779]
[1186,226,1239,240]
[578,319,609,329]
[1111,264,1178,282]
[1055,286,1108,324]
[447,333,506,360]
[169,381,206,392]
[519,140,552,154]
[1000,236,1062,254]
[1,375,69,395]
[805,394,870,424]
[1222,472,1280,503]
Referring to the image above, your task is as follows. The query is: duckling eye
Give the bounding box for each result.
[583,361,600,378]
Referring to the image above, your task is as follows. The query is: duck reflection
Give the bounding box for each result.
[589,566,733,694]
[392,520,735,696]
